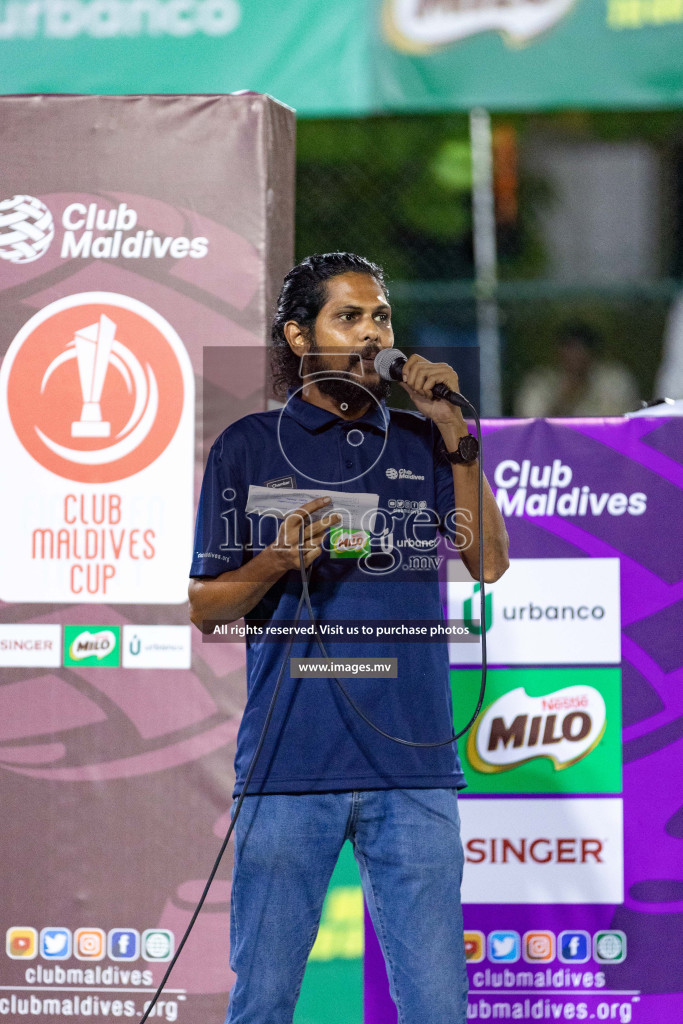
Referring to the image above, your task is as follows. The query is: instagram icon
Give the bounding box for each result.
[74,928,105,961]
[523,931,555,963]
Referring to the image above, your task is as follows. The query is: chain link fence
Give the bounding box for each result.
[295,112,683,415]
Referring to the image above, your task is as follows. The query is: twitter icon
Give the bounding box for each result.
[488,931,520,963]
[40,928,71,960]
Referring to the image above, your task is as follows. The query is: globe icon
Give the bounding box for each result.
[144,931,172,959]
[0,195,55,263]
[596,933,623,961]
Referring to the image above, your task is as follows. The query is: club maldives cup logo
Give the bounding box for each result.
[0,292,193,603]
[4,293,185,483]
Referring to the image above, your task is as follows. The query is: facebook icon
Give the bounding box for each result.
[558,931,590,964]
[108,929,140,961]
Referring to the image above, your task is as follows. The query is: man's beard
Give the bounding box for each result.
[306,336,391,414]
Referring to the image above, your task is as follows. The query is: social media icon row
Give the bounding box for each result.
[6,928,174,962]
[464,930,626,965]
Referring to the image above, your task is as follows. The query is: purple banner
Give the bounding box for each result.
[365,416,683,1023]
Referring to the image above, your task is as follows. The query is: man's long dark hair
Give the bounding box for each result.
[270,252,387,397]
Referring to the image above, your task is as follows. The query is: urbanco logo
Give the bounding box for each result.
[0,195,54,264]
[3,293,186,483]
[447,557,621,665]
[383,0,578,52]
[0,0,241,40]
[463,582,492,636]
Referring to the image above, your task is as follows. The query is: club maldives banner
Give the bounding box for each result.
[365,415,683,1023]
[0,93,294,1023]
[0,1,682,114]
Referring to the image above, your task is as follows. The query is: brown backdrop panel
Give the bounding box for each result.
[0,94,295,1023]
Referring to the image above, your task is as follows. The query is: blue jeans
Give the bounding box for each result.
[225,789,468,1024]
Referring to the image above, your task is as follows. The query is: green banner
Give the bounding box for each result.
[0,0,370,115]
[375,0,683,112]
[0,1,681,117]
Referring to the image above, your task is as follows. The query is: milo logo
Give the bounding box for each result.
[64,625,120,667]
[468,685,606,774]
[384,0,578,51]
[453,668,622,795]
[330,528,371,559]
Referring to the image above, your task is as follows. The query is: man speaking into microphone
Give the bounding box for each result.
[189,252,509,1024]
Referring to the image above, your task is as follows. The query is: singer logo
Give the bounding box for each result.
[459,798,624,904]
[384,0,578,52]
[4,293,185,483]
[467,685,607,773]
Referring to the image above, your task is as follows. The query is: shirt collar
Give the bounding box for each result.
[284,389,390,435]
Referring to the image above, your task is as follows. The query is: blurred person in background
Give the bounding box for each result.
[514,320,639,417]
[655,294,683,400]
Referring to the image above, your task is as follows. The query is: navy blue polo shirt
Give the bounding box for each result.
[190,390,466,794]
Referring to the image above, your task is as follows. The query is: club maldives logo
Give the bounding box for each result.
[383,0,578,52]
[493,459,647,519]
[59,200,208,261]
[0,195,55,264]
[2,293,186,483]
[0,195,209,264]
[467,684,607,773]
[384,466,425,481]
[64,626,120,667]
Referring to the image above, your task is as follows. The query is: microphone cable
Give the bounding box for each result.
[138,576,312,1023]
[299,394,489,744]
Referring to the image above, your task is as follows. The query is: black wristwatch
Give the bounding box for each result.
[445,433,479,465]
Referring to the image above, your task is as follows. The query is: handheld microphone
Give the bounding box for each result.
[373,348,473,410]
